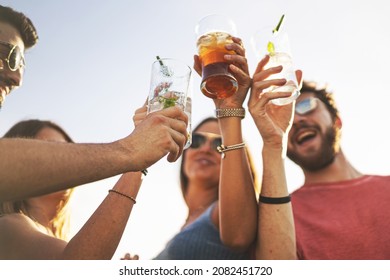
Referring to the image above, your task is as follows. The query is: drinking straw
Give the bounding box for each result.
[273,14,285,34]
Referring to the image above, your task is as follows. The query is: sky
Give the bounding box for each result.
[1,0,390,260]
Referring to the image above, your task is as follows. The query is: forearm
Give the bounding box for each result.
[0,139,134,201]
[62,172,142,259]
[218,117,257,251]
[256,146,296,259]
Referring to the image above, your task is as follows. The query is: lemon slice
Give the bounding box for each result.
[267,41,275,56]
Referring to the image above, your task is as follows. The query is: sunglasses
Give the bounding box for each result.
[295,97,319,115]
[190,133,222,152]
[0,41,25,72]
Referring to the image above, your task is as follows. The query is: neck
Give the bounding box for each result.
[184,179,218,223]
[26,197,58,230]
[302,149,363,185]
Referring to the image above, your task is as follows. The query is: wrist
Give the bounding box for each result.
[114,138,138,172]
[262,134,288,151]
[262,144,286,159]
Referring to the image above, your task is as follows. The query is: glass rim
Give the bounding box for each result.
[152,57,192,74]
[195,13,237,37]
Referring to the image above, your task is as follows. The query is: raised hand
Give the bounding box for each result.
[249,55,302,149]
[120,106,188,171]
[194,37,251,109]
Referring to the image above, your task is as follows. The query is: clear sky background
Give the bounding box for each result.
[1,0,390,260]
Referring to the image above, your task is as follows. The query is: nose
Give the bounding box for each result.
[292,111,308,126]
[198,138,214,152]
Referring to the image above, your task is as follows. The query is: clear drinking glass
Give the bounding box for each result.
[184,77,193,149]
[147,58,192,149]
[251,17,300,105]
[195,14,238,99]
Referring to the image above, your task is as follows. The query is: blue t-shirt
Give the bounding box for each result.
[154,203,250,260]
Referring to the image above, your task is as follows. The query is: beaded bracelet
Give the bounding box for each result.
[108,189,136,204]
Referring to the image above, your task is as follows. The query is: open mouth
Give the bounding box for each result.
[196,158,212,164]
[295,129,317,145]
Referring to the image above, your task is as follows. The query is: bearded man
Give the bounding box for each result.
[287,81,390,259]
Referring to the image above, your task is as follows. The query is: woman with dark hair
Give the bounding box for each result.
[130,36,259,260]
[0,119,142,259]
[153,116,259,259]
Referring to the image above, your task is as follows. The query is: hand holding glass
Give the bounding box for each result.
[147,58,192,149]
[251,23,300,105]
[195,14,238,99]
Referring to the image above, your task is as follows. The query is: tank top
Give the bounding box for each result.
[154,203,250,260]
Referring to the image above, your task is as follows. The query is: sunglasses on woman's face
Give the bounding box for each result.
[295,97,319,115]
[190,133,222,152]
[0,41,25,72]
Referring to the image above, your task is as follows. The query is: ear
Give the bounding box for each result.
[334,116,342,129]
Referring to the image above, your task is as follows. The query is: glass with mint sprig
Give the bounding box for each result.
[146,56,192,148]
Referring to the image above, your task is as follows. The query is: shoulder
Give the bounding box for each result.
[0,213,66,260]
[0,213,38,259]
[0,213,33,227]
[369,174,390,181]
[0,213,38,239]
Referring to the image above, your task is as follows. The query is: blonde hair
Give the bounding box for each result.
[0,119,74,240]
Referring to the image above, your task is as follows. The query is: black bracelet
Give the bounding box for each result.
[259,195,291,204]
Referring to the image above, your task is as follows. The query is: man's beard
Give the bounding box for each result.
[287,126,339,172]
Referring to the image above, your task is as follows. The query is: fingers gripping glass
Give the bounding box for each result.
[190,133,222,152]
[295,97,319,115]
[0,41,25,71]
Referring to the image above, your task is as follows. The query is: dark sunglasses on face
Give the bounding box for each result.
[190,133,222,152]
[0,41,25,72]
[295,97,319,115]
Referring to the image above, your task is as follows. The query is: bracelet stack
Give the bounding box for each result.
[215,108,245,119]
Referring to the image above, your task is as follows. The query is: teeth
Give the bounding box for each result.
[296,130,316,144]
[197,158,212,165]
[0,91,5,104]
